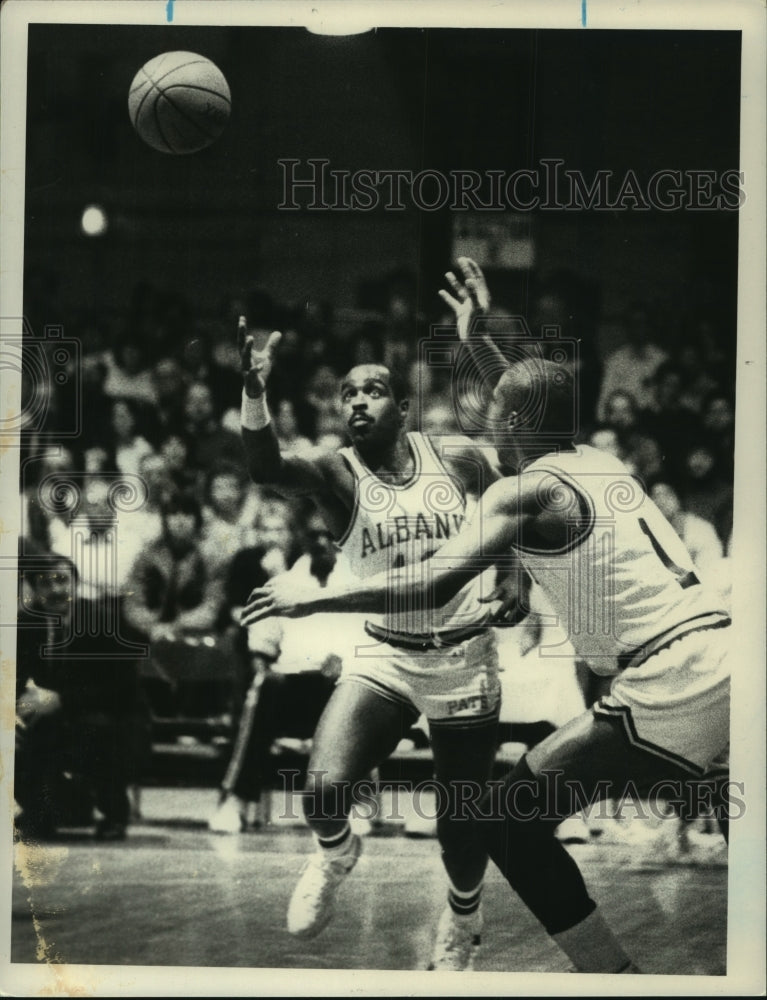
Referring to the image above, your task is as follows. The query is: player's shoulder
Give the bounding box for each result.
[424,433,499,474]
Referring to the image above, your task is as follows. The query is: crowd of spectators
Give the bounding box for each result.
[15,269,736,838]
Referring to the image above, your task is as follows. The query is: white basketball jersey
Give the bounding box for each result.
[338,432,493,636]
[514,446,729,675]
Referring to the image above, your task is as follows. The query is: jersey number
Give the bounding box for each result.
[638,517,700,590]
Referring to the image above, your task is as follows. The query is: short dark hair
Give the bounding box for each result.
[496,359,575,437]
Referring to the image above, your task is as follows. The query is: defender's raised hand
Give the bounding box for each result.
[438,256,491,342]
[238,315,282,399]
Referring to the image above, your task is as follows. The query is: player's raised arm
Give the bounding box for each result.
[440,257,509,380]
[238,316,332,496]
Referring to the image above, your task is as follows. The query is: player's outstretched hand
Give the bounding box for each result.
[241,575,316,626]
[238,316,282,398]
[438,256,490,342]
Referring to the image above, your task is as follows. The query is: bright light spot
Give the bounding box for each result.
[81,205,108,237]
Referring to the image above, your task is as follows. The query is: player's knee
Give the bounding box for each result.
[477,757,558,854]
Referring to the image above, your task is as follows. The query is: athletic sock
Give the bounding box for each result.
[447,881,483,917]
[316,823,354,860]
[552,906,632,973]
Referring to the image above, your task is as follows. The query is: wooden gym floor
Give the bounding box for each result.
[8,787,728,988]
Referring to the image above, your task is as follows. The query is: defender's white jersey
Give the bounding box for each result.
[338,432,493,637]
[514,446,730,675]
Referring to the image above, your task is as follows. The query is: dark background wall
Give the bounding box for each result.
[23,25,740,345]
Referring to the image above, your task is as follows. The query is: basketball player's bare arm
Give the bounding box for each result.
[237,317,353,501]
[241,471,570,623]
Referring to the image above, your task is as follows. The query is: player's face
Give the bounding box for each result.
[340,365,406,449]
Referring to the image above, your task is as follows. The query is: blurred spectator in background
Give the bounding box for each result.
[181,381,243,472]
[217,499,301,695]
[272,398,315,458]
[159,433,200,496]
[15,554,146,841]
[128,453,168,556]
[149,357,187,443]
[313,410,347,454]
[422,399,460,436]
[700,391,735,477]
[681,443,733,545]
[640,361,701,471]
[597,302,667,420]
[649,481,724,576]
[21,445,77,553]
[601,390,646,467]
[201,462,261,585]
[111,398,155,477]
[588,427,623,461]
[676,339,721,414]
[103,339,156,405]
[209,511,360,833]
[530,273,603,419]
[50,474,144,604]
[628,435,665,486]
[123,490,223,644]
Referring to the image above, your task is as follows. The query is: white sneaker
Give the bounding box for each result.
[428,905,483,971]
[286,834,362,938]
[208,796,245,834]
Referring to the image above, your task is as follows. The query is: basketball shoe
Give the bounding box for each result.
[428,904,483,971]
[287,834,362,938]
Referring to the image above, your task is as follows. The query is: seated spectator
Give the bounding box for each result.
[181,381,243,472]
[201,463,261,585]
[626,434,665,486]
[102,339,156,405]
[50,474,146,604]
[131,453,170,551]
[123,491,223,644]
[272,398,315,458]
[209,513,363,833]
[588,426,624,462]
[15,555,147,841]
[148,357,187,443]
[158,432,201,497]
[602,390,648,459]
[676,339,721,414]
[596,303,667,421]
[111,397,155,477]
[21,445,77,553]
[701,391,735,477]
[680,443,734,545]
[313,411,346,453]
[649,481,724,576]
[640,361,701,470]
[422,399,460,436]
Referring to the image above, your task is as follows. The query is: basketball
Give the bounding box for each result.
[128,51,231,154]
